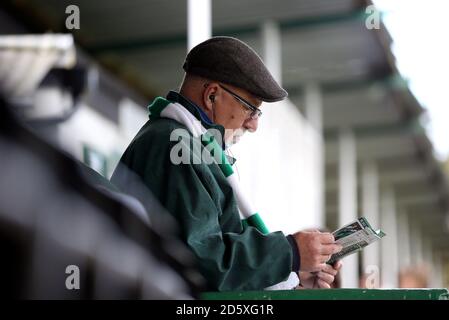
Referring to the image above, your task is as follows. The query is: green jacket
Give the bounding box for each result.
[111,92,295,291]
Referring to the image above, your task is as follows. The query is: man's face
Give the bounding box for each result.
[213,84,262,146]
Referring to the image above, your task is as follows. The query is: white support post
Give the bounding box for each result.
[261,20,282,84]
[397,210,411,269]
[338,128,358,288]
[305,83,323,133]
[431,252,444,288]
[361,161,380,288]
[304,83,324,226]
[380,187,399,288]
[423,236,433,270]
[187,0,212,51]
[410,219,424,266]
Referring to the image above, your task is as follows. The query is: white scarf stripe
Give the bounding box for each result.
[226,174,255,220]
[161,102,206,138]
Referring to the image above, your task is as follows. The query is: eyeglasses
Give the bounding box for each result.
[219,85,262,120]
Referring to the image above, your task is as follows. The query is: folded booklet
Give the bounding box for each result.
[327,217,386,265]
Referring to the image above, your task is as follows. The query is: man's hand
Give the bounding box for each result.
[298,261,343,289]
[292,229,342,272]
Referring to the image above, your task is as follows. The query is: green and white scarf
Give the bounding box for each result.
[149,97,299,290]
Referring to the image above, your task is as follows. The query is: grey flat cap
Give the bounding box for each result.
[183,36,287,102]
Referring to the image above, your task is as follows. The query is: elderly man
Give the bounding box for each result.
[111,37,342,291]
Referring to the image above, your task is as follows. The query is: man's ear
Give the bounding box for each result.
[202,83,219,112]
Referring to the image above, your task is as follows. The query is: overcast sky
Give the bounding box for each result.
[374,0,449,160]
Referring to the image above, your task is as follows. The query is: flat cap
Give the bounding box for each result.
[183,36,287,102]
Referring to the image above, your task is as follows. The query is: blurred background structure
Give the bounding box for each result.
[0,0,448,295]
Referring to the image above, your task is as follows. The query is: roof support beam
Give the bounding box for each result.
[86,8,370,53]
[324,118,425,142]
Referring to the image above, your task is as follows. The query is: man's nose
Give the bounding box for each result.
[244,117,259,132]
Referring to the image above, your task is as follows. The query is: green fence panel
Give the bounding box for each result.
[202,288,449,300]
